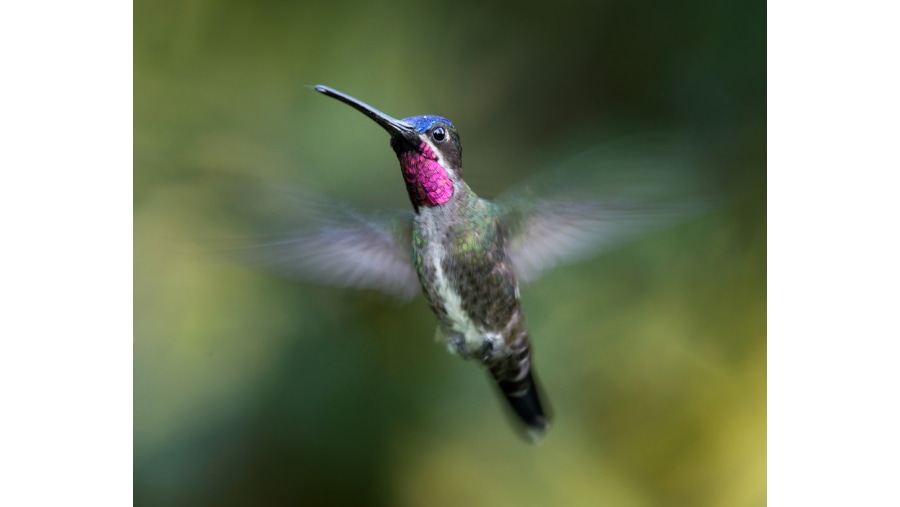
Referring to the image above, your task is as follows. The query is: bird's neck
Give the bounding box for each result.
[415,181,481,234]
[396,142,459,210]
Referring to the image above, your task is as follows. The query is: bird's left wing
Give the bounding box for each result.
[499,199,690,283]
[495,138,715,283]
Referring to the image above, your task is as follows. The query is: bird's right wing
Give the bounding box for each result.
[214,185,421,301]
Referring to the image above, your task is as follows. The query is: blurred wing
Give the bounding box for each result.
[500,200,698,282]
[219,186,420,300]
[497,138,715,282]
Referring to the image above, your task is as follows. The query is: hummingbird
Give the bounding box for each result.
[232,85,707,441]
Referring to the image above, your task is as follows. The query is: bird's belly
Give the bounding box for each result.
[430,259,486,352]
[413,206,519,357]
[416,247,513,358]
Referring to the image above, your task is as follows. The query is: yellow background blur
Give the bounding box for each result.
[135,0,765,505]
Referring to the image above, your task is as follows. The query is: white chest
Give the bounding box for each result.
[417,210,486,354]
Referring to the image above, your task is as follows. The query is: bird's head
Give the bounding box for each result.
[315,85,463,211]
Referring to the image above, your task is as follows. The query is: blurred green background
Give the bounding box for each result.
[135,0,765,506]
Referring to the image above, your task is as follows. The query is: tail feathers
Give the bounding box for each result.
[495,371,550,442]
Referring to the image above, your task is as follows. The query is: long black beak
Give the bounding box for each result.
[314,85,417,140]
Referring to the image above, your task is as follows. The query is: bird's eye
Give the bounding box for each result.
[432,127,446,143]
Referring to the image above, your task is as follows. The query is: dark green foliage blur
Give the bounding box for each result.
[135,0,765,505]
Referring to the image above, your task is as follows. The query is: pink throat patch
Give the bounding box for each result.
[397,142,454,207]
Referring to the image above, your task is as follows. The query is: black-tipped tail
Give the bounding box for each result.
[495,370,550,442]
